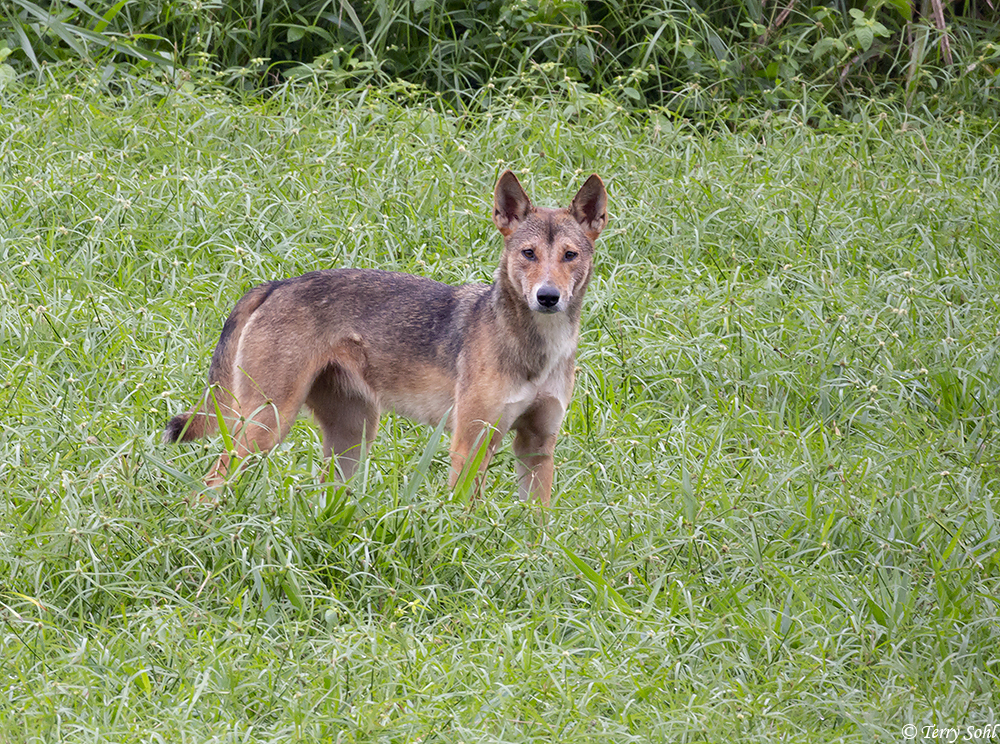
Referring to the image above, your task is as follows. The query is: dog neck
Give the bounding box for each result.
[490,271,580,381]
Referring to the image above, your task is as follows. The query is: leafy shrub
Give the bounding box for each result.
[2,0,999,115]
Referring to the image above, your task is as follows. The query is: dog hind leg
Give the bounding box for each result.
[203,390,303,488]
[306,363,380,481]
[202,349,317,488]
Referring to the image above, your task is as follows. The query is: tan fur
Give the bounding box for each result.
[164,171,608,505]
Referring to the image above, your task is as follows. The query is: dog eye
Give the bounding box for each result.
[563,250,578,261]
[521,249,536,260]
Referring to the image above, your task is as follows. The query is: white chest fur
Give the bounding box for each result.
[502,313,577,426]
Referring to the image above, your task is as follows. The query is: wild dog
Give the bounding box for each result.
[163,170,607,505]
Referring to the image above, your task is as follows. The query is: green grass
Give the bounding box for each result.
[2,71,1000,742]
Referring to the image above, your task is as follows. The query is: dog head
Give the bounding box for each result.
[493,170,607,314]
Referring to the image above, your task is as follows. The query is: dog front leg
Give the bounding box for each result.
[512,429,557,506]
[448,417,503,499]
[511,398,564,506]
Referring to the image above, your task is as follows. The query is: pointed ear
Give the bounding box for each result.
[493,170,533,237]
[569,174,608,241]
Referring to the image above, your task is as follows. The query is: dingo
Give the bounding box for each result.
[164,170,607,505]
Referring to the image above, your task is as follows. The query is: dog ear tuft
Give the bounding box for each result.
[569,174,607,241]
[493,170,533,237]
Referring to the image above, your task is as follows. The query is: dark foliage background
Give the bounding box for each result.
[3,0,999,116]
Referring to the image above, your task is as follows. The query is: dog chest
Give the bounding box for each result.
[500,314,577,423]
[503,357,572,426]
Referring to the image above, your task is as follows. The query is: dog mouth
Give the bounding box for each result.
[532,303,562,314]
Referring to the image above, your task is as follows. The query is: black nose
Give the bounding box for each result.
[536,286,560,308]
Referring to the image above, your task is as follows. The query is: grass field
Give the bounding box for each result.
[2,71,1000,742]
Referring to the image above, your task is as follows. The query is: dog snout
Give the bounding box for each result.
[535,284,561,310]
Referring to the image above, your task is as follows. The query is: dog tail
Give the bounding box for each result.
[163,281,279,444]
[162,410,206,443]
